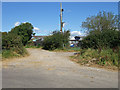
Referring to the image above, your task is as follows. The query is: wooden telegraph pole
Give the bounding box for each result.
[60,3,63,32]
[60,3,65,48]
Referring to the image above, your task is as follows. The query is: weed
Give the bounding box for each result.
[71,48,118,68]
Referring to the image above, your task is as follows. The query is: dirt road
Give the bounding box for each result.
[1,48,118,88]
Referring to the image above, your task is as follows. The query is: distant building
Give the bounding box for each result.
[32,36,47,41]
[69,36,85,47]
[31,35,85,47]
[31,36,47,46]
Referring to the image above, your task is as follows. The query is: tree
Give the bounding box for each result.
[81,30,120,49]
[0,32,2,51]
[2,32,27,56]
[81,11,119,49]
[63,30,70,47]
[2,33,23,50]
[10,22,34,45]
[43,30,70,50]
[82,11,118,34]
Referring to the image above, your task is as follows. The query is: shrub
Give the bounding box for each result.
[43,30,70,50]
[72,48,118,67]
[2,50,15,58]
[2,22,34,59]
[2,33,23,50]
[81,11,119,49]
[2,32,28,58]
[2,47,28,59]
[81,30,120,49]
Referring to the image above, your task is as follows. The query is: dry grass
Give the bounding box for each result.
[70,48,118,71]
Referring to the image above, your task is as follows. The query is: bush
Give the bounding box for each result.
[2,33,23,50]
[43,30,70,50]
[2,47,28,59]
[2,50,15,58]
[81,30,120,49]
[2,32,28,58]
[2,22,34,59]
[43,32,63,50]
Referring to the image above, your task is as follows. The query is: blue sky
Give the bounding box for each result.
[2,2,118,36]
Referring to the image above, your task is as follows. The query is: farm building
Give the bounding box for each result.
[69,36,85,47]
[31,36,47,46]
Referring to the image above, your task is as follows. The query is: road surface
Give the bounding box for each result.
[1,48,118,88]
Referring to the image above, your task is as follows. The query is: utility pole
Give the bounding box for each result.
[60,2,63,32]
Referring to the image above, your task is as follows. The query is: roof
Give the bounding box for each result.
[69,36,85,41]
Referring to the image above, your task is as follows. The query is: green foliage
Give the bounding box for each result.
[81,11,119,49]
[43,30,70,50]
[10,22,34,46]
[72,48,118,67]
[54,47,81,52]
[25,40,35,48]
[2,32,28,59]
[36,44,41,48]
[81,29,120,49]
[2,33,23,50]
[75,11,119,68]
[43,31,63,50]
[1,22,33,59]
[65,47,81,51]
[82,11,118,32]
[62,30,70,47]
[2,47,28,59]
[25,41,42,48]
[0,32,2,52]
[2,50,14,58]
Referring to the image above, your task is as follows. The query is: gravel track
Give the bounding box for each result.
[1,48,118,88]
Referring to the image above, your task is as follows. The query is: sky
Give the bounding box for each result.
[2,2,118,38]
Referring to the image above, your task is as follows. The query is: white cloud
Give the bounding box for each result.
[69,36,75,40]
[70,31,82,36]
[15,22,20,26]
[23,22,27,23]
[34,27,40,30]
[14,22,40,32]
[70,31,87,40]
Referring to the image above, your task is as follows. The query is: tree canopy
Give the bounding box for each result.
[10,22,34,45]
[82,11,118,34]
[43,30,70,50]
[81,11,119,49]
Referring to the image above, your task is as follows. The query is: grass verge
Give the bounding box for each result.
[2,47,29,60]
[53,47,81,52]
[70,48,119,71]
[25,45,42,48]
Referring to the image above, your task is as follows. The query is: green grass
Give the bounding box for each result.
[65,47,81,51]
[53,47,81,52]
[25,45,42,48]
[71,48,119,68]
[2,48,28,59]
[2,50,18,59]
